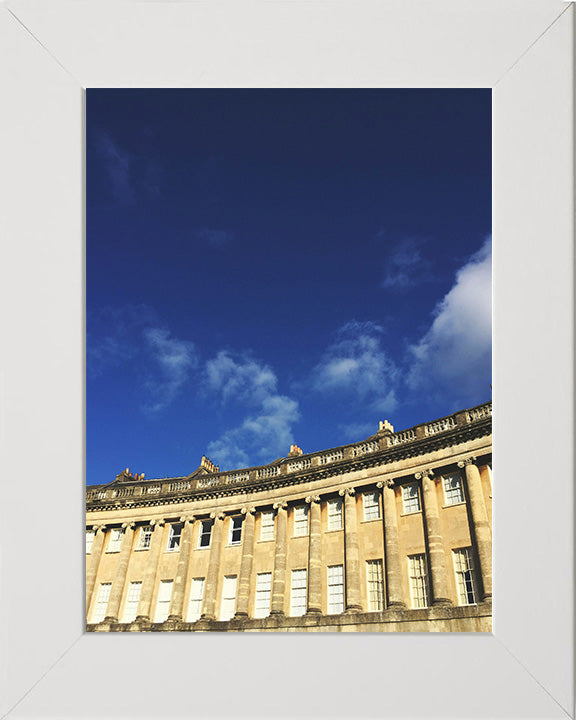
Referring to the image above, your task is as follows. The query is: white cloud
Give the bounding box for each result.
[312,321,398,412]
[206,351,277,404]
[407,237,492,403]
[381,237,433,291]
[205,352,300,470]
[143,328,198,412]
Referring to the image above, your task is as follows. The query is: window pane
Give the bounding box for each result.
[408,554,429,608]
[366,559,384,611]
[220,575,237,621]
[402,484,421,513]
[260,511,275,541]
[443,473,465,505]
[86,531,95,554]
[327,500,343,530]
[294,506,308,536]
[122,581,142,623]
[290,569,307,616]
[167,523,183,551]
[155,580,173,622]
[453,547,477,605]
[187,578,205,622]
[363,492,380,521]
[92,583,112,623]
[327,565,344,613]
[254,572,272,618]
[198,520,212,547]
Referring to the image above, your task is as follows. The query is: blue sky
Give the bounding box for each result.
[87,89,491,485]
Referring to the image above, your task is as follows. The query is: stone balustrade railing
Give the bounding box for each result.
[87,401,491,503]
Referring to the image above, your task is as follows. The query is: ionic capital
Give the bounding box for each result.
[273,501,288,512]
[376,479,395,489]
[241,506,256,516]
[179,515,195,524]
[150,518,165,528]
[92,524,105,532]
[339,487,355,497]
[457,456,477,468]
[414,469,433,480]
[305,495,321,505]
[121,521,135,530]
[210,511,225,521]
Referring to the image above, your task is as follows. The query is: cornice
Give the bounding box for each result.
[87,414,492,513]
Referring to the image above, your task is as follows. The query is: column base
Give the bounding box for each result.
[432,598,453,607]
[234,611,249,618]
[270,610,285,616]
[103,616,118,624]
[386,601,406,609]
[306,607,322,615]
[344,605,362,613]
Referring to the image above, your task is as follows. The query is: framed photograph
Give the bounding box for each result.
[1,1,573,718]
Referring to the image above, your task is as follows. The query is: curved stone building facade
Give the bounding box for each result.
[85,401,492,632]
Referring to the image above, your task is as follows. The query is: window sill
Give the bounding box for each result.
[134,548,150,552]
[442,501,466,509]
[361,518,381,524]
[257,539,274,543]
[196,545,210,550]
[105,550,120,554]
[292,534,309,539]
[400,510,422,517]
[227,542,242,547]
[325,528,343,533]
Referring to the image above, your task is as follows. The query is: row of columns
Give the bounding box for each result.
[86,457,491,622]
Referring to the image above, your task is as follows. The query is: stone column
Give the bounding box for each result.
[201,512,225,620]
[104,522,135,622]
[339,487,362,611]
[86,525,106,615]
[270,501,288,615]
[167,516,195,621]
[459,457,492,600]
[235,507,256,617]
[135,519,165,621]
[377,480,406,608]
[417,470,452,606]
[305,495,322,614]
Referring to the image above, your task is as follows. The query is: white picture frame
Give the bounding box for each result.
[0,1,573,718]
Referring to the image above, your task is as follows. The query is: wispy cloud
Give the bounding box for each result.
[194,228,235,248]
[381,236,433,291]
[311,321,398,412]
[143,328,198,412]
[87,305,197,412]
[407,236,492,403]
[93,130,136,205]
[92,129,164,205]
[205,352,300,470]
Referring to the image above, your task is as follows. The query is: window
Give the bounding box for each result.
[293,506,308,536]
[85,530,95,554]
[363,491,381,521]
[260,511,275,541]
[187,578,205,622]
[366,560,384,611]
[106,528,123,553]
[408,554,429,608]
[327,499,343,530]
[137,525,153,550]
[290,569,307,616]
[122,581,142,623]
[402,484,421,514]
[154,580,173,622]
[327,565,344,614]
[166,523,183,552]
[220,575,237,621]
[443,472,465,506]
[92,582,111,623]
[453,548,477,605]
[254,572,272,618]
[229,516,243,545]
[198,520,212,548]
